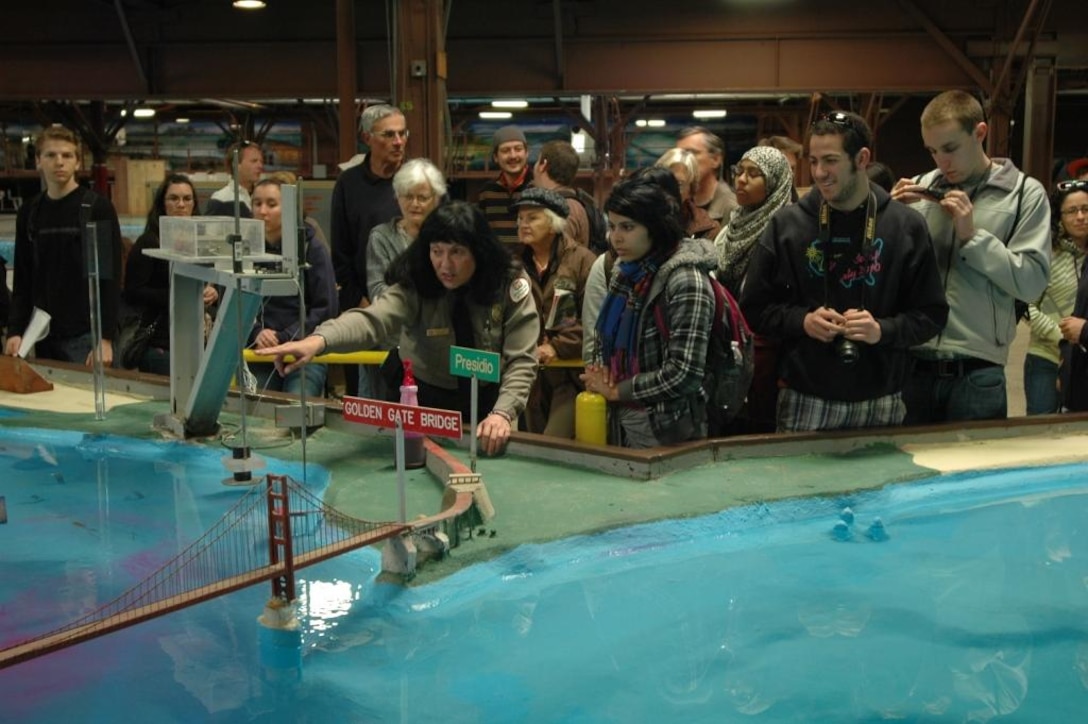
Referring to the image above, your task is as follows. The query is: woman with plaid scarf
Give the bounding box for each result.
[580,175,717,448]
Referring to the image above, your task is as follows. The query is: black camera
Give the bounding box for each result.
[835,336,860,364]
[917,186,947,201]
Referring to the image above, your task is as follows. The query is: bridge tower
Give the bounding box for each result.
[266,474,297,603]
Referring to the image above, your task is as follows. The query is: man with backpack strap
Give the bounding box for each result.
[892,90,1050,424]
[532,140,609,254]
[4,125,122,366]
[742,111,948,433]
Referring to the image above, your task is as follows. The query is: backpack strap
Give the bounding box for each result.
[1003,172,1026,246]
[78,189,95,233]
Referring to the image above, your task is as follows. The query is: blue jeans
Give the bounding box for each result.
[1023,354,1060,415]
[903,362,1007,424]
[36,332,94,364]
[250,362,328,399]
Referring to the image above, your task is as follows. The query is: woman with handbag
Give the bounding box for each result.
[121,174,219,374]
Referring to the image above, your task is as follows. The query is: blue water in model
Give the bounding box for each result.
[2,426,1087,722]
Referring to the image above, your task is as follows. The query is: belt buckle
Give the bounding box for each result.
[935,359,959,377]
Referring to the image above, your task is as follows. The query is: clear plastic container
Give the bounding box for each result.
[159,215,266,259]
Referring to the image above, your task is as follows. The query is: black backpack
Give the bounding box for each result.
[561,187,610,254]
[652,272,755,436]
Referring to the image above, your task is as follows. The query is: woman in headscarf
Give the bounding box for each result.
[714,145,794,433]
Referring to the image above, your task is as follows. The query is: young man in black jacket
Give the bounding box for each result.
[741,112,949,432]
[4,125,122,366]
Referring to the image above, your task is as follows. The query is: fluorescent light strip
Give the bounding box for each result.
[491,100,528,109]
[479,111,512,119]
[692,109,727,119]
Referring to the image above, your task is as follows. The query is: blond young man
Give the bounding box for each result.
[4,126,122,366]
[892,90,1051,423]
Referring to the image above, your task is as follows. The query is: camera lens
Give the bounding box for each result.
[836,337,859,364]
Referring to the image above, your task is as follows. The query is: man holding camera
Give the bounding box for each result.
[741,111,947,432]
[892,90,1050,423]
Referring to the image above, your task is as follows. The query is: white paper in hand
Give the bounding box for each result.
[17,307,51,358]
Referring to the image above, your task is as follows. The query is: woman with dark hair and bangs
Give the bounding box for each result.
[122,173,219,373]
[262,201,539,455]
[581,174,718,448]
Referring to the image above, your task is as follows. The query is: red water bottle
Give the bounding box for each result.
[400,359,426,469]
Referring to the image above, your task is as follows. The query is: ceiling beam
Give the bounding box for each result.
[891,0,993,96]
[113,0,149,94]
[552,0,565,89]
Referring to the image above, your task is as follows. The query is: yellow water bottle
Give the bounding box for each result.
[575,390,608,445]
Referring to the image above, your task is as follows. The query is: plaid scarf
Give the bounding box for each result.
[595,250,667,381]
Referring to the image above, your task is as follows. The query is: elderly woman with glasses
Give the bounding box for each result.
[1051,180,1088,411]
[366,158,446,301]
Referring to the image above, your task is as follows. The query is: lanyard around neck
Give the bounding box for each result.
[819,188,878,308]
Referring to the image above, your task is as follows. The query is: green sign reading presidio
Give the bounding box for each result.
[449,345,501,383]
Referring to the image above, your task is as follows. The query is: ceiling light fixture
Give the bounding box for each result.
[692,109,727,119]
[133,108,156,118]
[175,118,190,124]
[233,0,267,9]
[491,100,528,109]
[479,111,512,120]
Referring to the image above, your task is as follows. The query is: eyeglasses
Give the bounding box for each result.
[400,192,434,205]
[376,129,410,140]
[1057,179,1088,193]
[1061,206,1088,217]
[813,112,857,132]
[731,163,763,180]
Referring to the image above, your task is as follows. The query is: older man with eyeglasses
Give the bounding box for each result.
[891,90,1051,425]
[330,103,409,397]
